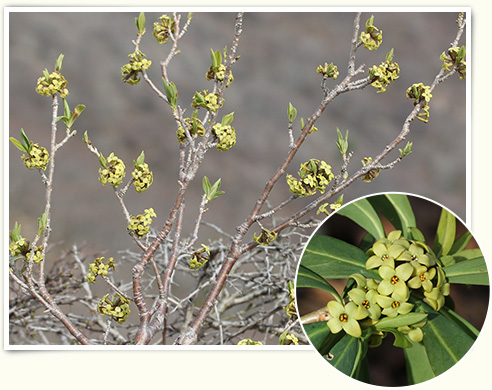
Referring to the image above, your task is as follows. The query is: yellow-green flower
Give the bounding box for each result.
[376,292,414,318]
[366,240,407,270]
[316,62,339,79]
[327,301,365,338]
[127,208,156,238]
[22,143,50,171]
[121,50,152,85]
[153,15,176,44]
[377,263,413,298]
[99,152,126,187]
[132,161,153,193]
[407,265,436,292]
[287,159,334,197]
[237,339,263,345]
[360,16,383,50]
[97,293,131,324]
[212,123,236,151]
[36,70,69,98]
[348,287,381,320]
[189,244,210,269]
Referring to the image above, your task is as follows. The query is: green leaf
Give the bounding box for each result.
[439,305,479,339]
[386,48,395,62]
[63,98,71,118]
[367,194,416,238]
[162,78,178,108]
[301,235,379,280]
[37,212,48,236]
[448,231,472,255]
[55,53,64,72]
[221,112,234,126]
[304,322,343,355]
[10,137,29,153]
[374,312,428,330]
[210,49,217,68]
[404,340,436,384]
[202,176,212,194]
[98,154,107,169]
[202,176,224,201]
[328,334,359,376]
[416,300,476,376]
[287,102,297,123]
[337,198,385,240]
[134,151,145,168]
[443,256,489,285]
[20,128,31,151]
[433,209,456,258]
[297,264,342,303]
[386,329,412,348]
[408,226,425,242]
[136,12,146,35]
[336,128,349,155]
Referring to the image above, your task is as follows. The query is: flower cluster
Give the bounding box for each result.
[360,16,382,50]
[212,123,236,151]
[97,293,131,324]
[253,227,277,246]
[406,83,433,123]
[153,14,176,44]
[237,339,263,345]
[26,246,45,264]
[317,195,344,216]
[22,143,50,171]
[206,63,234,86]
[99,152,126,187]
[316,62,339,80]
[326,230,450,343]
[191,90,223,112]
[440,46,466,79]
[36,70,69,98]
[279,332,299,345]
[121,50,152,85]
[132,153,153,193]
[86,257,115,283]
[189,244,210,270]
[9,236,28,258]
[286,159,334,197]
[127,208,157,238]
[176,114,206,143]
[369,50,400,93]
[361,157,380,183]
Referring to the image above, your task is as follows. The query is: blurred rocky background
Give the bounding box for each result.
[9,11,467,264]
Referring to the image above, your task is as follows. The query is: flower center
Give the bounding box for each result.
[420,274,426,281]
[362,300,370,309]
[391,275,400,285]
[411,254,418,261]
[339,313,348,323]
[381,254,390,261]
[391,301,400,308]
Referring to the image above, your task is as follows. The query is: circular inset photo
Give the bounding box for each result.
[295,193,489,386]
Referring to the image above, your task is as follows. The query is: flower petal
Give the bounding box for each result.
[379,265,395,280]
[327,318,343,334]
[327,300,345,318]
[377,280,394,296]
[342,318,362,338]
[395,263,414,281]
[348,288,366,304]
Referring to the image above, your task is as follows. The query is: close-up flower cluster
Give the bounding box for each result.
[189,244,210,269]
[440,46,466,79]
[98,152,126,187]
[191,90,223,112]
[327,230,450,343]
[121,50,152,85]
[127,208,157,238]
[86,256,115,283]
[97,293,131,324]
[286,158,334,197]
[132,156,153,193]
[212,122,236,151]
[176,114,206,143]
[368,50,400,93]
[22,143,50,171]
[153,14,176,44]
[35,70,69,98]
[360,15,382,50]
[316,62,339,80]
[406,82,433,123]
[253,227,277,246]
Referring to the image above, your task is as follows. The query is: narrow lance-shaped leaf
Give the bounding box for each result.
[288,102,297,123]
[136,12,146,35]
[134,151,145,167]
[367,194,416,238]
[301,235,379,280]
[336,128,349,155]
[20,128,31,151]
[443,255,489,285]
[433,208,456,258]
[297,264,342,303]
[55,53,64,72]
[10,137,29,153]
[337,198,385,240]
[221,112,234,126]
[448,231,472,255]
